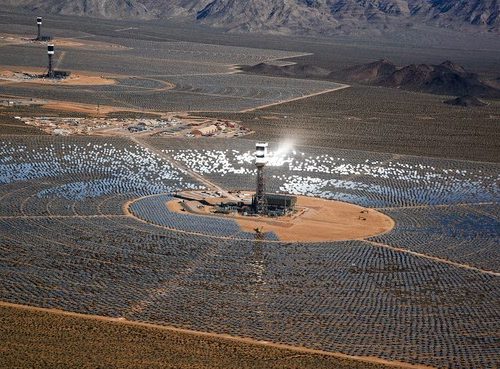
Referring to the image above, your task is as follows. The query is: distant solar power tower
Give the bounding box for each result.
[254,142,268,214]
[34,16,52,42]
[47,44,55,78]
[36,17,42,40]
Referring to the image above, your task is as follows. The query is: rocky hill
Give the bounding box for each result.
[244,59,500,98]
[444,96,488,107]
[2,0,499,35]
[333,60,397,83]
[335,60,500,98]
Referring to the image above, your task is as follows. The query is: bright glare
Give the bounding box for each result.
[267,140,295,167]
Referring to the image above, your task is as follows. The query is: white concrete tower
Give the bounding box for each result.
[254,142,268,214]
[47,44,55,78]
[36,17,42,40]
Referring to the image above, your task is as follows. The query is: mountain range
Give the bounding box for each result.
[2,0,499,35]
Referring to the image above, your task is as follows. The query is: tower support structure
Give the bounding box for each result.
[255,165,267,214]
[254,142,268,215]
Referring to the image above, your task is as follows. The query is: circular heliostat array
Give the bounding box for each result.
[127,192,394,242]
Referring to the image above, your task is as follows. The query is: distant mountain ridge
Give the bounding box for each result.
[2,0,499,35]
[4,0,153,19]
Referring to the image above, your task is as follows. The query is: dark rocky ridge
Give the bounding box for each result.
[244,60,500,98]
[2,0,498,35]
[333,60,397,83]
[444,96,488,107]
[338,60,500,98]
[486,77,500,89]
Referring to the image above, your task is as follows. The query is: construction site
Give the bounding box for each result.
[14,114,251,137]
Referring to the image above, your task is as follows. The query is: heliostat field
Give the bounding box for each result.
[0,16,346,112]
[1,136,498,369]
[1,11,499,369]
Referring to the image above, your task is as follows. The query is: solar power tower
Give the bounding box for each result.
[254,142,268,214]
[36,17,42,40]
[47,44,55,78]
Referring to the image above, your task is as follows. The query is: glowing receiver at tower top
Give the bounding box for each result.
[255,142,268,167]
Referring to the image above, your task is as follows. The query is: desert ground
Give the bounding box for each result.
[1,302,418,369]
[165,194,395,242]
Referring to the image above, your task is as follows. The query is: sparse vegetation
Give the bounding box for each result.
[0,304,395,369]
